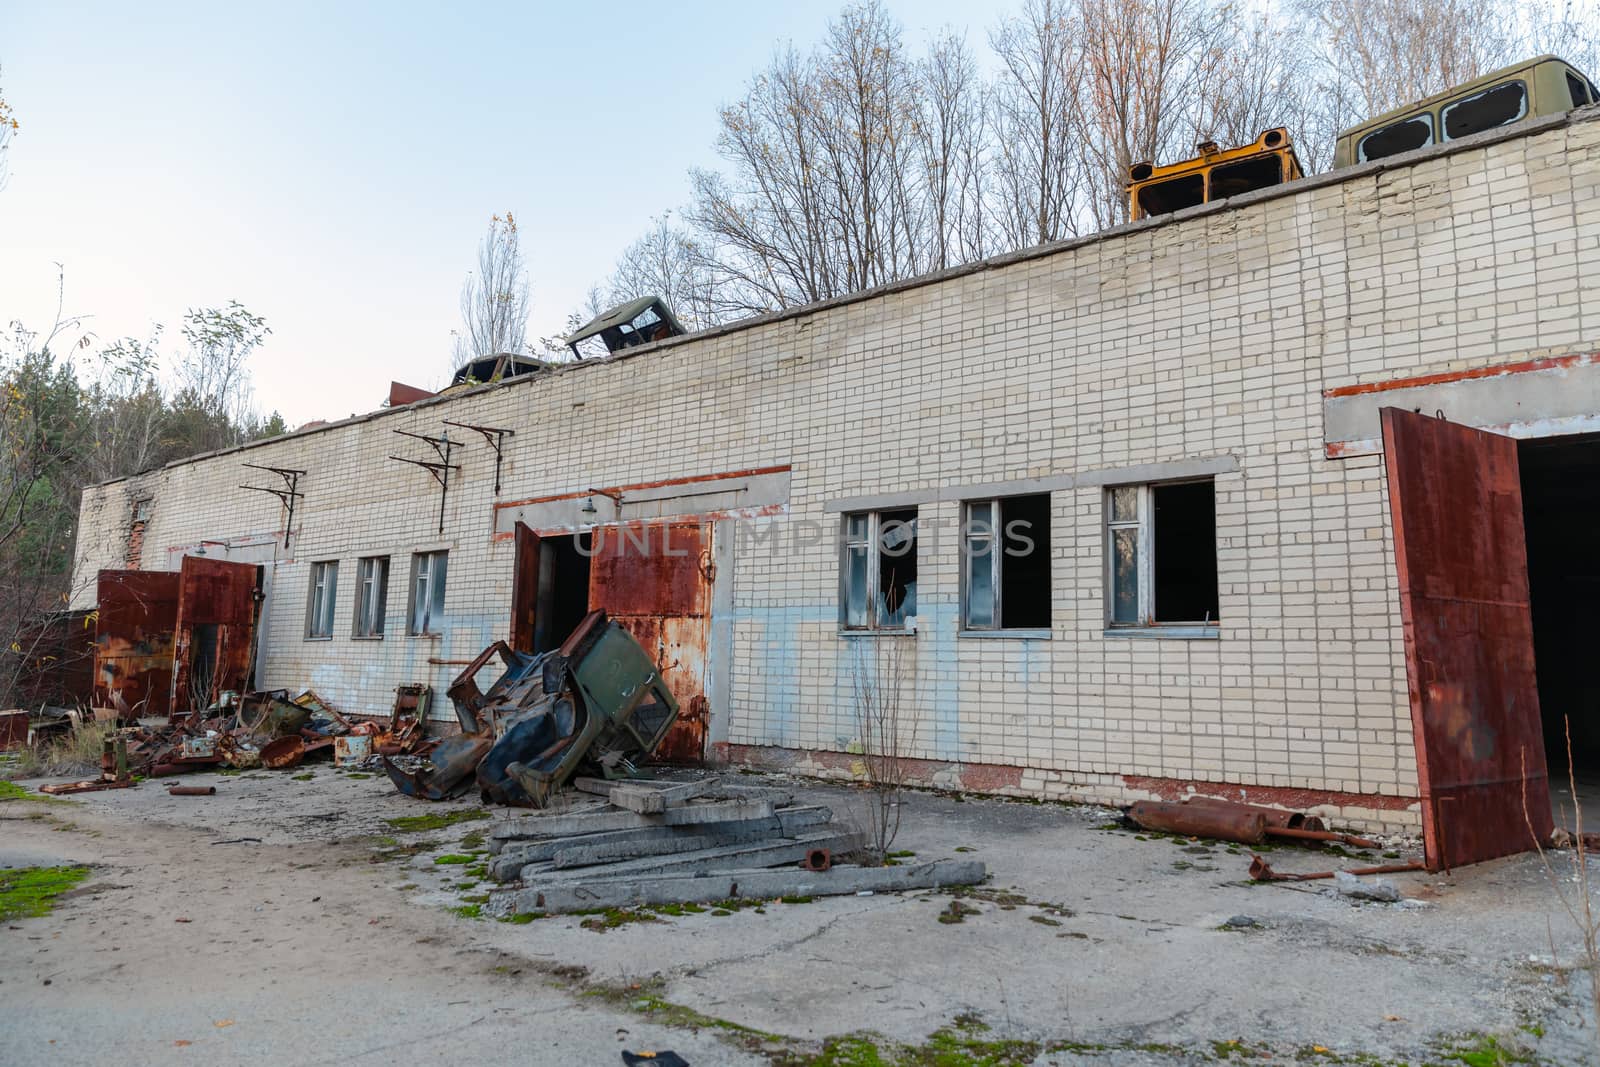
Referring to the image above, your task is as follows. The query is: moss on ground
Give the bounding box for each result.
[0,781,76,806]
[0,865,90,921]
[384,808,490,833]
[433,853,474,865]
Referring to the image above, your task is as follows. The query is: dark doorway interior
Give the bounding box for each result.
[532,531,592,654]
[1520,433,1600,780]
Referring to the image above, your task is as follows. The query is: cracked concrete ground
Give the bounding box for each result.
[1,764,1594,1065]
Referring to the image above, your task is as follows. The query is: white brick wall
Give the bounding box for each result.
[71,110,1600,822]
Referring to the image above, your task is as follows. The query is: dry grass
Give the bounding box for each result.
[849,635,919,865]
[1523,718,1600,1057]
[2,720,116,781]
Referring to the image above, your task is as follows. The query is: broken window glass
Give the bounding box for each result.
[1209,156,1284,201]
[877,509,918,628]
[1442,80,1527,140]
[1136,173,1205,217]
[1568,72,1590,108]
[1358,115,1433,162]
[1105,481,1219,631]
[963,495,1052,631]
[840,509,918,630]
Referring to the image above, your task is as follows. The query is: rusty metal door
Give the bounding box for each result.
[1382,407,1552,869]
[93,570,180,717]
[170,557,262,719]
[588,521,713,763]
[511,522,541,652]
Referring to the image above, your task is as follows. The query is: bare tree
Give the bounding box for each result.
[1072,0,1234,229]
[689,2,932,313]
[989,0,1085,247]
[849,636,919,864]
[917,31,995,267]
[1298,0,1516,142]
[0,65,16,190]
[168,301,270,455]
[1193,9,1323,167]
[605,215,727,330]
[450,212,531,372]
[84,330,167,484]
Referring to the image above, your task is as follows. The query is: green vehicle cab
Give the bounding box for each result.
[1334,55,1599,169]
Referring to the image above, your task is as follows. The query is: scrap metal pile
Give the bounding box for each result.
[481,775,987,916]
[34,686,433,795]
[384,610,684,808]
[378,610,986,914]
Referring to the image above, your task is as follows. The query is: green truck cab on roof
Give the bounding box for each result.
[1333,54,1599,170]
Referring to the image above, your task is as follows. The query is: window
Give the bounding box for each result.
[963,495,1052,632]
[306,561,338,639]
[840,509,918,630]
[1136,173,1204,217]
[1358,114,1433,162]
[1441,80,1527,141]
[408,550,448,636]
[1567,71,1590,108]
[1105,480,1219,633]
[354,556,389,638]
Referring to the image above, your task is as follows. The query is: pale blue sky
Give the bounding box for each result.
[0,1,1005,425]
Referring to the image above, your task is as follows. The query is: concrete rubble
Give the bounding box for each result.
[483,774,987,916]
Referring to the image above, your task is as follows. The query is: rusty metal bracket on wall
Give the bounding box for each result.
[443,419,514,496]
[390,429,461,535]
[239,464,306,549]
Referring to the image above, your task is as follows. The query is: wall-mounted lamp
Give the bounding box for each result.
[584,487,624,517]
[194,539,229,557]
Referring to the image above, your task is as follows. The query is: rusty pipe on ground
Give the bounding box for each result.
[1248,855,1423,882]
[1264,827,1380,849]
[1182,796,1326,833]
[1126,800,1267,844]
[168,785,216,796]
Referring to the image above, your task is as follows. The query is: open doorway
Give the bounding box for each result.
[1520,432,1600,822]
[514,529,592,655]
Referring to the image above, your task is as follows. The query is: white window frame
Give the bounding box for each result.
[839,509,917,632]
[306,560,338,639]
[408,550,448,636]
[1103,480,1219,638]
[960,497,1050,636]
[354,556,389,638]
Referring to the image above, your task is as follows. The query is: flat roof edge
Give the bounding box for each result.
[83,103,1597,495]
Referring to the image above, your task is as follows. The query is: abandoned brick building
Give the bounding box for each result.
[71,105,1600,867]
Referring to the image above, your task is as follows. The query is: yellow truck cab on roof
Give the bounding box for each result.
[1334,55,1599,169]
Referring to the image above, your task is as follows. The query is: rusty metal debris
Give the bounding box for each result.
[384,610,679,807]
[39,735,136,795]
[1125,798,1376,851]
[168,785,215,796]
[1248,856,1425,882]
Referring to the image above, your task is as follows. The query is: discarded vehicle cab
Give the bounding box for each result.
[565,295,686,359]
[383,610,679,807]
[1333,54,1599,168]
[1127,128,1303,220]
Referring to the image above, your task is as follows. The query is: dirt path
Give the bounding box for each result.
[3,767,1594,1066]
[0,789,764,1066]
